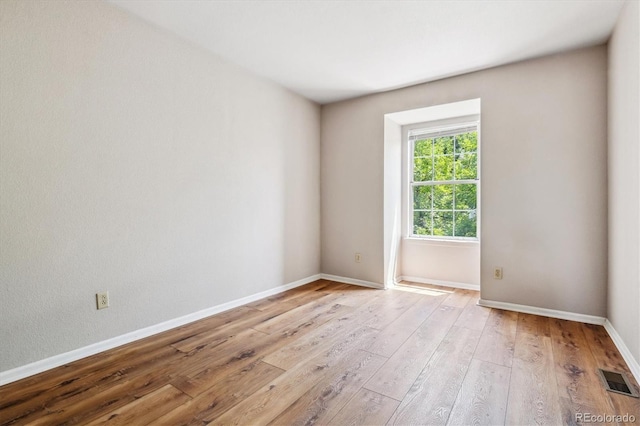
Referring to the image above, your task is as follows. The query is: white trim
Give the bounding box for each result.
[408,122,479,140]
[6,272,634,390]
[477,299,606,325]
[385,99,481,126]
[0,274,321,386]
[398,276,479,291]
[604,319,640,384]
[403,236,479,247]
[319,274,384,289]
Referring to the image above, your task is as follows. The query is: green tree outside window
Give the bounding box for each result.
[411,129,478,238]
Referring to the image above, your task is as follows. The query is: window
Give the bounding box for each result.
[409,123,479,239]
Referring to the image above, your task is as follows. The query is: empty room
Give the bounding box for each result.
[1,0,639,424]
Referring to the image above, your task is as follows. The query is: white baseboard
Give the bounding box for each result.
[604,319,640,385]
[320,273,383,289]
[398,276,480,291]
[477,299,607,325]
[0,274,322,386]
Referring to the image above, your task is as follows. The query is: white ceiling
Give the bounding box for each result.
[109,0,625,104]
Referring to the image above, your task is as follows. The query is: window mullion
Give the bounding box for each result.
[452,184,456,237]
[412,179,477,186]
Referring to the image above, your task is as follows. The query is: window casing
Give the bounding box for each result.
[408,123,479,240]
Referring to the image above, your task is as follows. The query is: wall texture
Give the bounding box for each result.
[400,241,480,286]
[0,0,624,377]
[0,0,320,372]
[608,0,640,366]
[322,46,608,316]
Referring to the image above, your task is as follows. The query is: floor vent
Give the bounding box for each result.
[597,369,639,398]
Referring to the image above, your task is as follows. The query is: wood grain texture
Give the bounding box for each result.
[326,389,399,426]
[441,289,474,309]
[261,305,377,371]
[158,361,284,424]
[473,308,518,367]
[1,304,255,416]
[366,294,443,358]
[506,314,561,425]
[580,323,640,424]
[454,295,491,331]
[359,289,419,330]
[244,280,332,311]
[388,326,481,425]
[447,359,510,425]
[85,384,190,426]
[252,293,344,335]
[398,281,454,294]
[320,284,381,308]
[172,328,272,379]
[550,318,616,423]
[17,346,183,425]
[0,311,236,425]
[24,365,178,425]
[210,343,375,425]
[515,312,551,339]
[363,304,462,400]
[268,350,386,426]
[1,281,636,426]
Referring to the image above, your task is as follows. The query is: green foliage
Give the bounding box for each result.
[433,185,453,209]
[455,184,476,210]
[413,186,432,209]
[433,136,454,155]
[413,211,432,235]
[454,210,476,237]
[455,132,477,153]
[411,131,478,238]
[455,154,477,180]
[413,157,432,181]
[414,139,432,156]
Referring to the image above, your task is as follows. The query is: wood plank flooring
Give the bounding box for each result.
[1,279,638,425]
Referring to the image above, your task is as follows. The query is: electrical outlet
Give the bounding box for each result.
[493,267,503,280]
[355,253,362,263]
[96,292,109,310]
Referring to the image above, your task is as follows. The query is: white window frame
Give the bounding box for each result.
[405,117,481,242]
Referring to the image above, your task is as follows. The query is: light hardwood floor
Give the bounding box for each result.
[1,280,638,425]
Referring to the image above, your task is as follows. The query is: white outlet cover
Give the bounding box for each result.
[96,292,109,310]
[493,268,503,279]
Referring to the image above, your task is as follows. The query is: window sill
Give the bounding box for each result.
[403,236,479,248]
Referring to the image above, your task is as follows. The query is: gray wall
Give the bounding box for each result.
[322,46,608,316]
[608,0,640,366]
[3,0,629,377]
[0,0,320,372]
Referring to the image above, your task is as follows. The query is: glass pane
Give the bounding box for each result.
[454,153,477,180]
[454,211,477,237]
[413,157,433,181]
[454,132,477,154]
[413,211,432,235]
[433,136,454,155]
[433,155,454,181]
[413,186,432,210]
[454,184,477,210]
[433,184,453,210]
[433,211,453,236]
[414,139,432,156]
